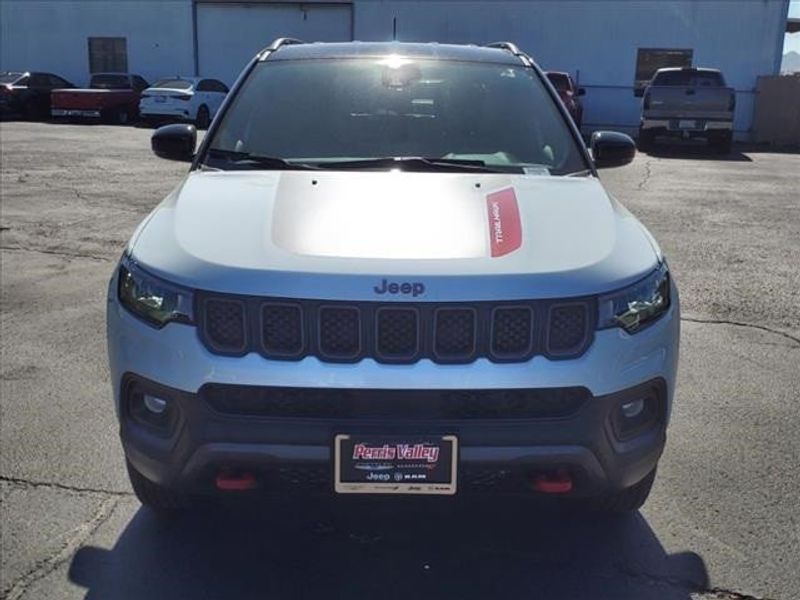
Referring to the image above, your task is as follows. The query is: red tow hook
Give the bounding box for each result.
[215,471,257,491]
[532,469,573,494]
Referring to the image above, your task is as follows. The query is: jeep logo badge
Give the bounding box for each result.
[373,279,425,297]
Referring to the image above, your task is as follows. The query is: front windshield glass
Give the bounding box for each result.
[205,57,588,175]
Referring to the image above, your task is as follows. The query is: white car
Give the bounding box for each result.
[139,77,228,129]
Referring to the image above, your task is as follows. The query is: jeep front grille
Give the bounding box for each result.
[197,294,594,363]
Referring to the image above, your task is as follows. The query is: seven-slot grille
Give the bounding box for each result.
[197,294,594,363]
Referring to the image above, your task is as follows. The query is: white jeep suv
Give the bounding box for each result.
[107,39,679,512]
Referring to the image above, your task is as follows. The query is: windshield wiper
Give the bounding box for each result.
[312,156,514,174]
[565,169,594,177]
[205,148,319,171]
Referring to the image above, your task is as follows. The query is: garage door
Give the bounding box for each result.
[197,2,353,85]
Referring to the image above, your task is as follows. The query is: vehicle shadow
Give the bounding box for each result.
[639,141,752,162]
[69,496,708,600]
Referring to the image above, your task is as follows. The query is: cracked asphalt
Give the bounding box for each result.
[1,122,799,600]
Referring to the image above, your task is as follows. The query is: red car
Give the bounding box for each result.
[51,73,149,124]
[546,71,585,129]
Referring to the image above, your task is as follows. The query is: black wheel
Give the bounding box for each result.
[126,459,188,513]
[592,468,657,513]
[24,101,40,121]
[196,105,210,130]
[709,131,732,154]
[637,127,654,151]
[116,109,130,125]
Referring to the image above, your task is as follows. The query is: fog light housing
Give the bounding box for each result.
[144,394,167,414]
[621,399,644,419]
[124,380,178,435]
[612,390,663,441]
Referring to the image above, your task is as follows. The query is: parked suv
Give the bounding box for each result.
[108,40,679,513]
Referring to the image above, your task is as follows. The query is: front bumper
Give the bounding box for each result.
[108,279,680,497]
[122,375,668,496]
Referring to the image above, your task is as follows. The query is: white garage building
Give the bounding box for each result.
[0,0,791,139]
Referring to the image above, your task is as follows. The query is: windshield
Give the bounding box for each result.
[90,74,131,89]
[0,72,24,84]
[151,78,193,90]
[204,58,588,175]
[652,70,725,87]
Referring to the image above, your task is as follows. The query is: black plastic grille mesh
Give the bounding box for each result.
[376,308,419,359]
[434,309,476,359]
[261,304,303,356]
[319,307,360,358]
[548,304,588,354]
[204,299,245,352]
[492,307,534,358]
[202,385,590,420]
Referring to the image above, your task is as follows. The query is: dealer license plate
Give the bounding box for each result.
[678,120,697,129]
[334,434,457,495]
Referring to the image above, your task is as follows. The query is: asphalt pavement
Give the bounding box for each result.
[1,122,798,600]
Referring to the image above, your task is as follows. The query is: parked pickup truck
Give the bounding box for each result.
[639,67,735,153]
[51,73,149,124]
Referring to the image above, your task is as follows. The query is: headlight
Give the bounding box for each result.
[598,263,670,333]
[117,256,194,328]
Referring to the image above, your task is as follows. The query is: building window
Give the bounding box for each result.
[634,48,693,96]
[88,37,128,73]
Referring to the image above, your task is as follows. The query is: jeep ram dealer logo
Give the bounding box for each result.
[373,279,425,297]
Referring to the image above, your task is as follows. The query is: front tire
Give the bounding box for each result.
[637,127,654,151]
[196,105,210,130]
[126,459,188,513]
[709,131,733,154]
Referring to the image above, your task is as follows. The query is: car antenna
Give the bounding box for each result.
[392,16,397,41]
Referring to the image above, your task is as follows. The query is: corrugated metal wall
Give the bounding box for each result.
[0,0,790,138]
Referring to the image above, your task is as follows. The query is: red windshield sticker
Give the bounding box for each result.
[486,188,522,257]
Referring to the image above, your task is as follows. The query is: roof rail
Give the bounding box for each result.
[258,37,305,61]
[485,41,523,56]
[267,37,304,52]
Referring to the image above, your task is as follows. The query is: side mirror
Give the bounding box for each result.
[591,131,636,168]
[576,87,586,96]
[151,124,196,162]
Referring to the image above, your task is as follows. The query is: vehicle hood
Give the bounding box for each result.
[129,170,660,301]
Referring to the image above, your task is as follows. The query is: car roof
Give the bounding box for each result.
[268,41,524,65]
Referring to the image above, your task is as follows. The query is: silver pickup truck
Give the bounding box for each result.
[639,67,735,153]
